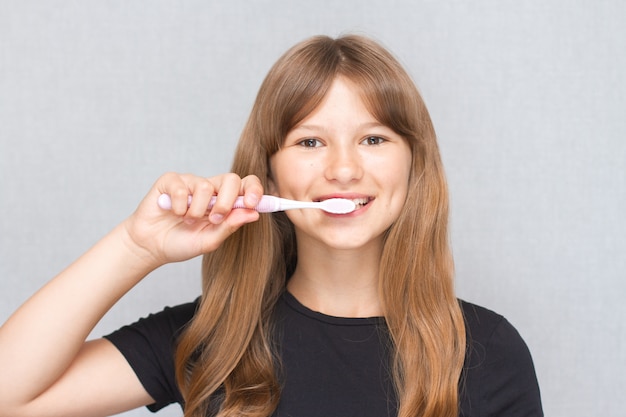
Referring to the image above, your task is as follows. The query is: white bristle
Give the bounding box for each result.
[320,198,356,214]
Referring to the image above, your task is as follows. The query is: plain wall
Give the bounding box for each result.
[1,1,624,416]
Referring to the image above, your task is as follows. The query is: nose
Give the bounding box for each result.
[324,144,363,184]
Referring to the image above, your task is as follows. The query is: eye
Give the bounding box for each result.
[361,136,386,145]
[298,138,323,148]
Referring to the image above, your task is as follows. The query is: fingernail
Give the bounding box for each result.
[247,193,260,207]
[209,213,224,224]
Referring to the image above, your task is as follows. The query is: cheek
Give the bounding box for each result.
[385,152,412,207]
[271,152,320,189]
[266,177,279,196]
[381,152,412,187]
[268,155,287,196]
[398,150,413,189]
[268,156,301,196]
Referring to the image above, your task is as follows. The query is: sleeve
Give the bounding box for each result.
[460,302,544,417]
[103,300,198,412]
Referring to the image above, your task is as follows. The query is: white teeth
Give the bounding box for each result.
[351,198,370,208]
[318,197,370,209]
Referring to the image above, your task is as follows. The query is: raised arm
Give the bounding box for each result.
[0,172,262,417]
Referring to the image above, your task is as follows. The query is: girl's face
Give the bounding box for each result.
[269,76,412,252]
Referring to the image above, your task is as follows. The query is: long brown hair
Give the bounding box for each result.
[175,34,466,417]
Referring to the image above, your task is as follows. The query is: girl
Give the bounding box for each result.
[0,35,542,417]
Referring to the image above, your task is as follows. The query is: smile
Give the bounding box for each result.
[316,196,373,211]
[350,197,371,209]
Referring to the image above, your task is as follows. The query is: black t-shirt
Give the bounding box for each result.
[104,292,543,416]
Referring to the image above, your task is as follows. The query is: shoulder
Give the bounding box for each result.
[458,300,543,417]
[460,300,533,370]
[103,299,200,411]
[107,298,199,342]
[460,299,504,335]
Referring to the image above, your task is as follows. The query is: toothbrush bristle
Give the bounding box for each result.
[323,198,356,214]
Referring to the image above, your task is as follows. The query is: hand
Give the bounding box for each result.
[122,172,263,267]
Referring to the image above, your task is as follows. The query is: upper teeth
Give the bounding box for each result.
[351,198,369,207]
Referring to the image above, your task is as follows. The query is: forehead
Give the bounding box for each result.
[290,77,379,127]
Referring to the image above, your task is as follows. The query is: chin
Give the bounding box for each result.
[323,235,383,252]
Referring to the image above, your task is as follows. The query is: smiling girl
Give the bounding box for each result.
[0,35,543,417]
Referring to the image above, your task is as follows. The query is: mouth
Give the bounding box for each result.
[315,196,373,211]
[349,197,372,210]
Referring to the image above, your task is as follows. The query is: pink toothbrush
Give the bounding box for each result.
[157,194,356,214]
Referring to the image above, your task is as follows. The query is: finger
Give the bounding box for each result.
[207,173,242,224]
[240,175,264,208]
[184,177,215,220]
[157,173,192,216]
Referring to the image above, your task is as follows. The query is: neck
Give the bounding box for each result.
[287,239,383,318]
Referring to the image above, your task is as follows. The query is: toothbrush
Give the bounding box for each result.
[157,194,356,214]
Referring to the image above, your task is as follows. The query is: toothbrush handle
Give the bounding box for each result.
[157,194,281,213]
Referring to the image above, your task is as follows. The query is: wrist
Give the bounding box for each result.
[114,221,164,275]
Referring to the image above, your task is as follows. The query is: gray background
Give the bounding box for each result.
[1,1,624,416]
